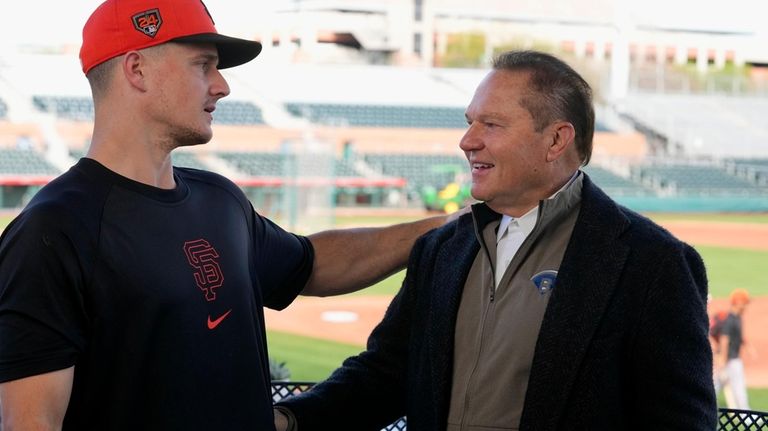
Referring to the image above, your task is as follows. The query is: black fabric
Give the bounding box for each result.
[278,174,717,431]
[0,158,313,430]
[172,33,262,69]
[722,313,744,360]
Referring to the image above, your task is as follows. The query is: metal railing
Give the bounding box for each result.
[272,382,768,431]
[718,408,768,430]
[271,381,406,431]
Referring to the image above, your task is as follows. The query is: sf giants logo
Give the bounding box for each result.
[132,9,163,37]
[183,239,224,301]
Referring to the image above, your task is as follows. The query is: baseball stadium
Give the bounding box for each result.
[1,0,767,428]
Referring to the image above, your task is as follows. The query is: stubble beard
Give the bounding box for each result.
[169,125,212,150]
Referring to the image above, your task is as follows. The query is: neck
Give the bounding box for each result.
[88,103,177,189]
[87,134,176,190]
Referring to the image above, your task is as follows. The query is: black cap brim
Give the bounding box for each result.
[173,33,262,69]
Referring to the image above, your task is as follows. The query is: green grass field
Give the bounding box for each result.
[649,212,768,224]
[267,330,364,381]
[697,246,768,299]
[0,214,14,229]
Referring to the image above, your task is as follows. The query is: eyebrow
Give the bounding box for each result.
[193,52,220,65]
[466,112,506,122]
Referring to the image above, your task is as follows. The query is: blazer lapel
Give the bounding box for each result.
[520,177,632,429]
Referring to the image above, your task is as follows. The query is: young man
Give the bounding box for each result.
[715,288,753,409]
[0,1,447,429]
[275,50,717,430]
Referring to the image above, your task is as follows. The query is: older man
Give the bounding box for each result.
[275,50,717,430]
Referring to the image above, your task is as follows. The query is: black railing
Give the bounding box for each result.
[718,408,768,430]
[272,382,768,431]
[271,381,406,431]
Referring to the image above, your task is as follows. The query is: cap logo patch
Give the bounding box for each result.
[132,9,163,38]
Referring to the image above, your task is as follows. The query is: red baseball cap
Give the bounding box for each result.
[730,288,751,305]
[79,0,262,74]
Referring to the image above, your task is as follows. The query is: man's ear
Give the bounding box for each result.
[546,121,575,162]
[121,51,148,92]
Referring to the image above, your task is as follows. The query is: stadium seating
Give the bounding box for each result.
[211,101,265,125]
[33,96,93,121]
[0,148,60,175]
[582,166,652,196]
[218,151,360,178]
[726,158,768,184]
[363,153,465,198]
[285,103,466,128]
[31,96,264,125]
[172,152,208,170]
[219,152,286,177]
[632,163,766,195]
[619,93,768,159]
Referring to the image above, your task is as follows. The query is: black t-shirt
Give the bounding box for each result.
[0,158,314,430]
[722,313,743,360]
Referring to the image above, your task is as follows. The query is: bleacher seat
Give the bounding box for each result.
[633,163,766,195]
[0,148,60,175]
[219,152,284,177]
[33,95,93,121]
[364,153,466,197]
[285,103,466,128]
[172,152,208,170]
[727,158,768,184]
[213,101,265,125]
[582,166,651,196]
[218,152,360,178]
[32,96,264,125]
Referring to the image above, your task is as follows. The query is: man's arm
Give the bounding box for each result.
[0,367,74,430]
[302,214,447,296]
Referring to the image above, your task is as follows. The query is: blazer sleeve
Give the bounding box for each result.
[629,241,717,429]
[275,234,430,431]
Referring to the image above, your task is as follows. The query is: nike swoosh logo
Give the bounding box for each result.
[207,309,232,330]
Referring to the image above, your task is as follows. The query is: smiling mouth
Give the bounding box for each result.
[472,162,494,172]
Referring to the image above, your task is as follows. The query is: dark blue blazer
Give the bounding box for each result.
[280,175,717,430]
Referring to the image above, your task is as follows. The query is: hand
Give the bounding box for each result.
[274,407,289,431]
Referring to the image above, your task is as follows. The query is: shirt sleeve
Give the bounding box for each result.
[250,212,314,311]
[0,208,90,383]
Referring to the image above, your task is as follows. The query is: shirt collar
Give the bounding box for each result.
[496,170,581,243]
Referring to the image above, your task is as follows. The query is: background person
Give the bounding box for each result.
[275,50,716,430]
[715,288,756,409]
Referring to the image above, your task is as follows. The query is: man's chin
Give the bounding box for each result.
[469,187,487,203]
[173,129,213,148]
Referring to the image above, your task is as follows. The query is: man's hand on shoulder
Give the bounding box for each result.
[274,406,297,431]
